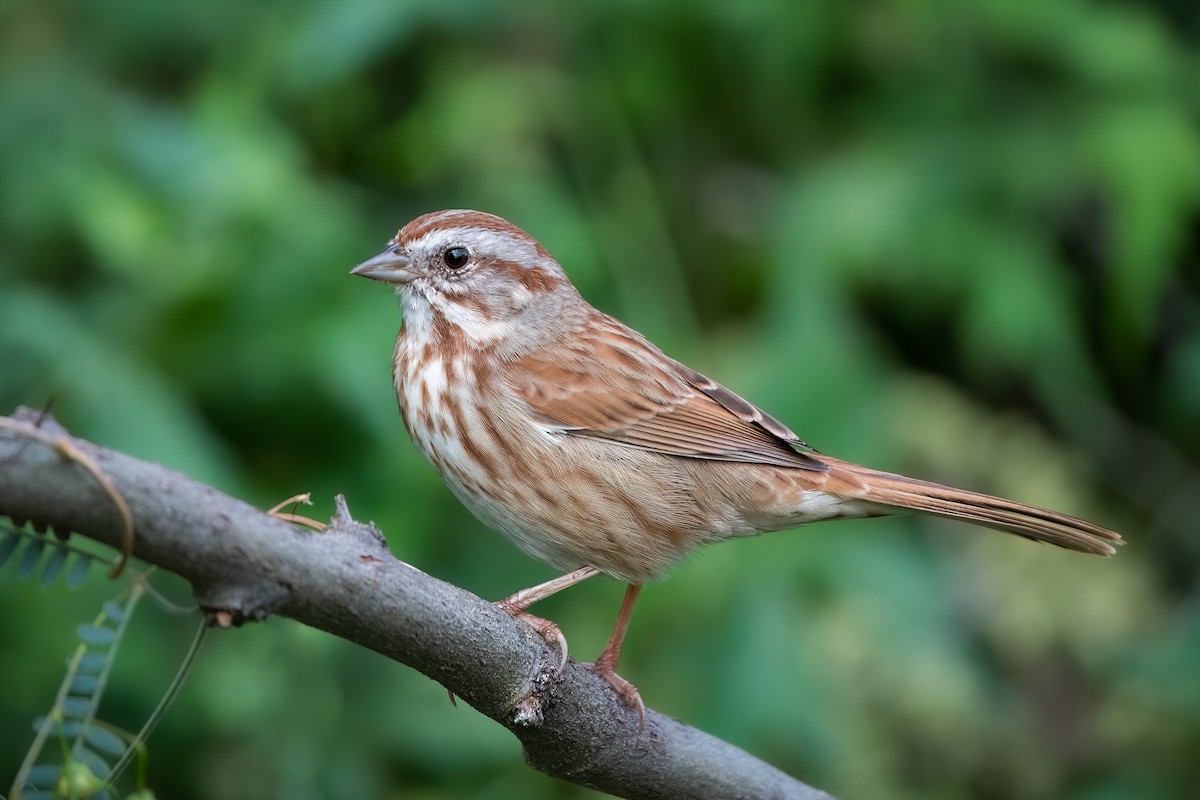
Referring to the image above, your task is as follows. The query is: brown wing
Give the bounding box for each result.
[509,313,827,472]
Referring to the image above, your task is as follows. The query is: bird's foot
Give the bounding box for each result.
[495,601,569,674]
[590,658,645,733]
[447,604,569,709]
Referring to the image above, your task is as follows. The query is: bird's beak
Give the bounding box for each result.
[350,247,414,284]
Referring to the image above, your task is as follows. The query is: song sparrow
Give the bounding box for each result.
[352,209,1122,719]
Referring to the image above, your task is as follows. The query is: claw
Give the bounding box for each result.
[590,662,645,734]
[496,603,569,674]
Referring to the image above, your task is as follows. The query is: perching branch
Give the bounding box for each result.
[0,407,833,800]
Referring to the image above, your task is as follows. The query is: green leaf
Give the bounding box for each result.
[16,536,45,580]
[71,746,111,780]
[30,715,80,735]
[83,724,127,756]
[39,545,69,588]
[26,763,62,788]
[66,554,92,589]
[76,624,116,647]
[102,600,125,623]
[61,696,94,718]
[77,652,107,674]
[0,529,20,568]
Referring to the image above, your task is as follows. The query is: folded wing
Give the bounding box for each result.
[509,312,827,472]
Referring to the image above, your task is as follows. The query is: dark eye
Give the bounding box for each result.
[442,247,470,269]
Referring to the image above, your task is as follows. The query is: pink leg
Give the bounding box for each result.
[590,583,645,729]
[495,566,601,671]
[497,565,601,614]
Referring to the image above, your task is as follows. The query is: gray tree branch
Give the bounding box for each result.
[0,407,832,800]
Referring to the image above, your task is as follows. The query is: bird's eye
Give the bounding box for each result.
[442,247,470,270]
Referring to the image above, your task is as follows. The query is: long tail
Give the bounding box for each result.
[823,458,1123,556]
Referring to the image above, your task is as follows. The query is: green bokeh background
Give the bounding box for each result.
[2,1,1198,798]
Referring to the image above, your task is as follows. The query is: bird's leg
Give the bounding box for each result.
[590,583,645,729]
[495,565,601,671]
[449,566,603,708]
[497,565,601,613]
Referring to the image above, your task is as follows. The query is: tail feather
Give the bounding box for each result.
[830,461,1123,556]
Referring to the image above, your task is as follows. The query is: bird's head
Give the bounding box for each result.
[352,209,581,350]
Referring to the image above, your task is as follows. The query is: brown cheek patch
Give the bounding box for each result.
[519,266,561,294]
[487,259,561,294]
[445,291,493,319]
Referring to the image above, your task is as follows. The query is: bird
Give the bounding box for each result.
[351,208,1122,721]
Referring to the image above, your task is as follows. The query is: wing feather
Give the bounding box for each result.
[508,313,827,472]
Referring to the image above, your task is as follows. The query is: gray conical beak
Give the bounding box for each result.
[351,247,414,284]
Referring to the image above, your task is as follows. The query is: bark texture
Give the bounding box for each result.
[0,407,832,800]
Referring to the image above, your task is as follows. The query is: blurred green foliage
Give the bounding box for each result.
[2,0,1198,797]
